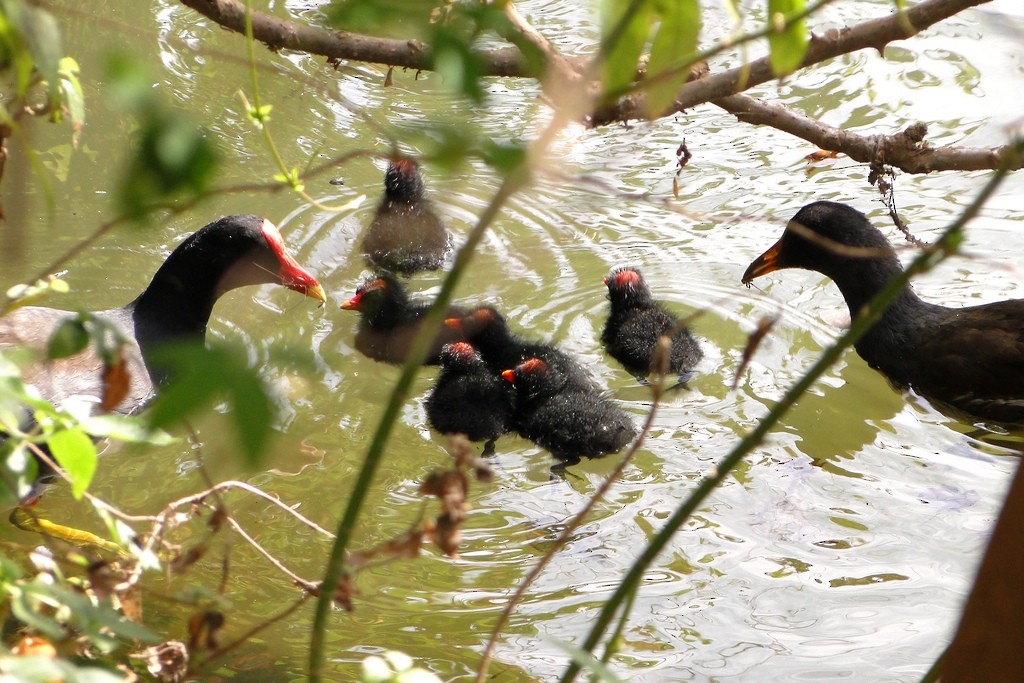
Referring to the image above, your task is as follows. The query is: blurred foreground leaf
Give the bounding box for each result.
[768,0,808,76]
[106,52,219,219]
[645,0,701,116]
[145,342,282,468]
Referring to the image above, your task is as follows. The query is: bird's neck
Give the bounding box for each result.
[128,262,222,385]
[835,262,941,376]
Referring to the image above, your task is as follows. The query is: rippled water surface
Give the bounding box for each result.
[4,0,1024,680]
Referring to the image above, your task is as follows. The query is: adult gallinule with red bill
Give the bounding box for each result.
[340,273,467,365]
[501,356,637,469]
[360,157,453,276]
[0,214,326,418]
[426,342,514,455]
[742,201,1024,425]
[602,266,702,385]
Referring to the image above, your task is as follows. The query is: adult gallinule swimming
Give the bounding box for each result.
[742,200,1024,425]
[360,157,453,275]
[445,306,600,394]
[602,266,703,384]
[501,356,637,468]
[339,273,467,365]
[426,342,514,455]
[0,214,326,418]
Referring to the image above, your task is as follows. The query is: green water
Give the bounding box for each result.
[3,0,1024,680]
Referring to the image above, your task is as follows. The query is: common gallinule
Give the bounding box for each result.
[602,266,703,384]
[501,357,637,468]
[445,306,600,394]
[0,215,326,418]
[360,157,453,275]
[426,342,514,455]
[339,273,467,365]
[742,200,1024,425]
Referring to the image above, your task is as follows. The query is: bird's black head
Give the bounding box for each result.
[339,272,408,323]
[383,158,425,202]
[439,341,485,370]
[743,201,900,285]
[604,266,653,309]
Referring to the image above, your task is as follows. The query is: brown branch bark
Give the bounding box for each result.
[714,93,1022,173]
[179,0,543,77]
[595,0,992,123]
[178,0,1013,175]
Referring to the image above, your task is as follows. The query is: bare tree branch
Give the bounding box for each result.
[177,0,1015,175]
[596,0,992,123]
[179,0,540,77]
[715,93,1022,172]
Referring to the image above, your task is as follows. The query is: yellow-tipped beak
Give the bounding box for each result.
[741,239,783,285]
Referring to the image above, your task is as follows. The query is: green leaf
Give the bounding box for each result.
[46,427,97,499]
[107,53,220,217]
[77,413,174,445]
[58,56,85,127]
[9,587,67,640]
[431,41,487,103]
[145,342,278,468]
[645,0,701,116]
[47,316,89,359]
[600,0,654,98]
[480,140,527,174]
[767,0,808,77]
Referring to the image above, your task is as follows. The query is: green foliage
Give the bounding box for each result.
[326,0,516,103]
[600,0,654,98]
[767,0,809,76]
[57,56,84,127]
[145,342,282,468]
[0,342,173,502]
[645,0,701,115]
[599,0,703,112]
[106,52,220,219]
[3,275,69,315]
[0,657,126,683]
[44,426,95,498]
[0,554,159,679]
[0,0,61,110]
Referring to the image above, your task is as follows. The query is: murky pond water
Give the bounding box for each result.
[4,0,1024,680]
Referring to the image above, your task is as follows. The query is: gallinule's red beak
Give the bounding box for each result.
[259,219,327,303]
[742,238,784,285]
[444,317,464,332]
[500,369,515,383]
[339,292,363,311]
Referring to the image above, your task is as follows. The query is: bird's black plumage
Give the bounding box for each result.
[602,266,702,383]
[445,306,600,394]
[743,201,1024,425]
[340,273,465,365]
[502,357,637,467]
[426,342,514,454]
[360,158,453,275]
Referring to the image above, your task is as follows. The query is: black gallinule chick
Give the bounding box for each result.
[501,357,637,469]
[339,273,467,365]
[360,157,453,276]
[742,200,1024,425]
[602,266,703,385]
[0,215,326,418]
[444,306,600,394]
[426,342,514,455]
